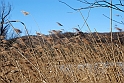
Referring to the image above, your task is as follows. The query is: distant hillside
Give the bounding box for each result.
[6,31,124,46]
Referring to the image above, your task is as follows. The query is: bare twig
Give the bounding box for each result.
[59,0,124,12]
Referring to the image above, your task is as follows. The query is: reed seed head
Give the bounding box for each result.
[56,22,63,26]
[14,28,22,33]
[21,10,29,15]
[73,28,80,32]
[115,27,122,32]
[36,32,43,36]
[51,30,62,34]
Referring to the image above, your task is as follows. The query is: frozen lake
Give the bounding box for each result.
[57,62,124,75]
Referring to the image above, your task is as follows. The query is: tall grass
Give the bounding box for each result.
[0,29,124,83]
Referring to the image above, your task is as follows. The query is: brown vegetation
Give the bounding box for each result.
[0,32,124,83]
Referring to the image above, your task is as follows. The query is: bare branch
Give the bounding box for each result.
[103,14,124,25]
[58,0,77,11]
[59,0,124,12]
[3,4,11,19]
[0,1,12,38]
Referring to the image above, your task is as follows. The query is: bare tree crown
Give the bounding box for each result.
[59,0,124,12]
[0,1,11,39]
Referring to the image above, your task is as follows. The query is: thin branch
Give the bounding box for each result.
[59,0,124,12]
[103,14,124,25]
[3,4,11,19]
[58,0,78,11]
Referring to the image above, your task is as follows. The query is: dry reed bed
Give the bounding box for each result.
[0,32,124,83]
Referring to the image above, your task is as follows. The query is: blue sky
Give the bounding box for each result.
[4,0,124,35]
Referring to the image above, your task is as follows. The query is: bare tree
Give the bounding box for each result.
[0,1,11,39]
